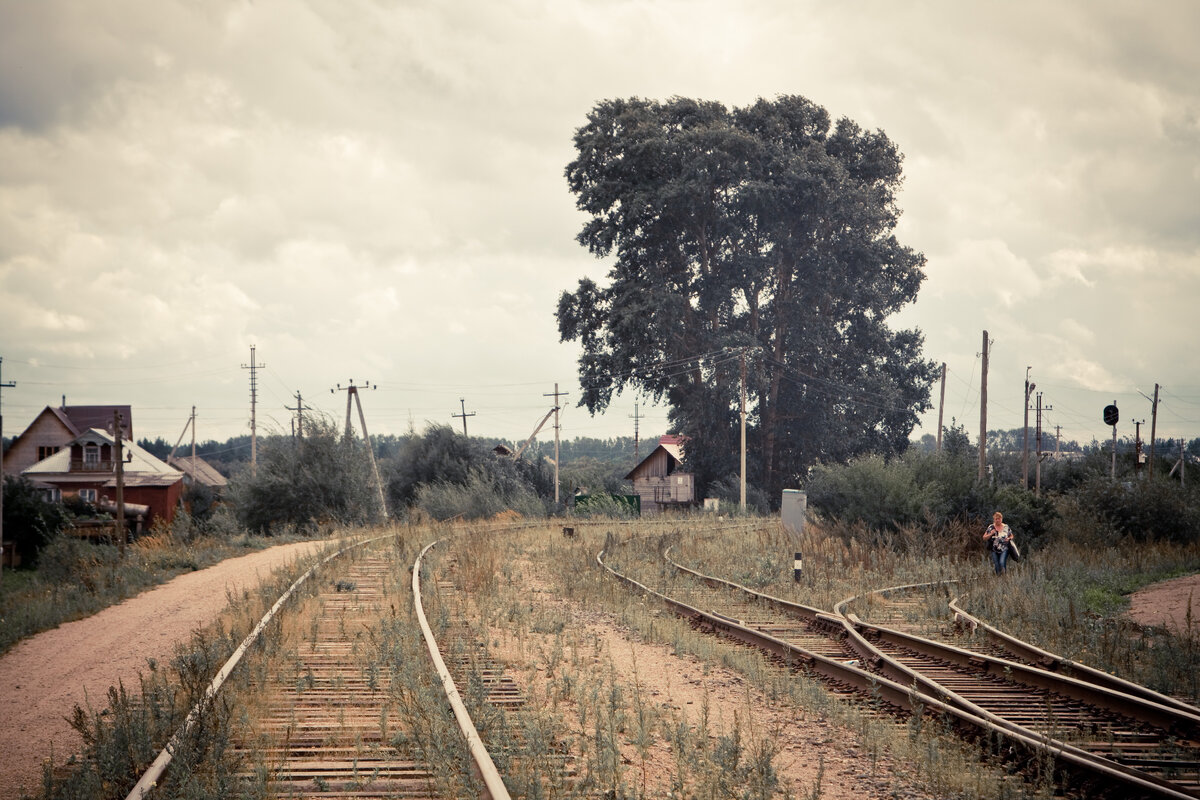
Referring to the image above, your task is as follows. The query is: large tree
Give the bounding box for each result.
[557,96,937,498]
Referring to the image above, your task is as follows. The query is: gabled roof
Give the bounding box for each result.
[167,454,229,487]
[62,405,133,440]
[625,437,687,481]
[24,428,182,477]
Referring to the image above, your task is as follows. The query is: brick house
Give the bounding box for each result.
[625,434,696,515]
[23,428,184,530]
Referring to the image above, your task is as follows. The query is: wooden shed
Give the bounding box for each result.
[624,435,695,516]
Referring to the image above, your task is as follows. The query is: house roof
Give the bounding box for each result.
[24,428,182,478]
[62,405,133,440]
[167,454,229,487]
[625,441,686,480]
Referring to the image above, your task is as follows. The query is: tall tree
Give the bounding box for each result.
[558,96,936,498]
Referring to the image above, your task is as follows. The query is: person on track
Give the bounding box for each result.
[982,511,1015,575]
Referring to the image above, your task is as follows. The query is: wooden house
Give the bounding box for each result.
[23,428,183,530]
[625,434,695,515]
[3,404,133,477]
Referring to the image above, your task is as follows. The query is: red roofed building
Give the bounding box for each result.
[23,428,184,530]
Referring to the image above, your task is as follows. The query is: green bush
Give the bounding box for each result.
[415,468,547,520]
[1064,476,1200,543]
[804,449,1056,545]
[2,476,69,566]
[227,417,381,533]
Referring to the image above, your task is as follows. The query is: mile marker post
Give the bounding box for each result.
[793,551,803,582]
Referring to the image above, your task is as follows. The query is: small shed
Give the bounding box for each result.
[625,435,695,516]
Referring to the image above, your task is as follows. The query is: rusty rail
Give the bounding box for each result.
[412,539,512,800]
[125,533,391,800]
[607,535,1198,799]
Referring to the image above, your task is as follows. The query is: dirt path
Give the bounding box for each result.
[1127,572,1200,634]
[0,539,326,800]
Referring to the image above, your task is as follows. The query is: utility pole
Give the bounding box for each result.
[241,346,264,474]
[0,357,16,587]
[978,331,989,483]
[629,402,641,464]
[285,391,311,439]
[739,350,747,512]
[1055,425,1062,458]
[935,362,946,452]
[1022,367,1035,489]
[451,398,475,437]
[333,381,388,519]
[1034,392,1052,495]
[1149,383,1160,479]
[1133,419,1145,474]
[544,384,567,506]
[113,410,126,558]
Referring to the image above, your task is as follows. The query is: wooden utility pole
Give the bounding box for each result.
[629,402,641,464]
[333,381,388,519]
[286,392,310,439]
[452,398,475,437]
[241,346,264,474]
[1034,392,1052,495]
[1134,419,1145,473]
[739,350,747,512]
[0,357,16,586]
[544,384,567,505]
[935,362,946,452]
[978,331,989,483]
[1022,367,1034,489]
[1149,383,1160,478]
[113,410,126,557]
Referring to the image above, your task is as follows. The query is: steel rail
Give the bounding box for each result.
[412,539,512,800]
[638,541,1197,799]
[949,595,1200,717]
[125,533,393,800]
[834,583,1200,798]
[839,584,1200,735]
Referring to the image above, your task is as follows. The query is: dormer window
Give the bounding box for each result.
[84,444,100,466]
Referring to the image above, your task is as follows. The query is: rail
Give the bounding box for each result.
[626,533,1198,799]
[125,533,392,800]
[412,539,512,800]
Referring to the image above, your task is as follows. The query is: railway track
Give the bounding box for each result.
[599,529,1200,799]
[126,533,521,800]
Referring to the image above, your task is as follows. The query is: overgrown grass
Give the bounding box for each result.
[25,515,1199,799]
[0,529,324,656]
[32,530,343,800]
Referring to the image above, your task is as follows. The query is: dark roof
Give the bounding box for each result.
[63,405,133,440]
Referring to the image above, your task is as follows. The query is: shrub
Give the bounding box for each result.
[415,468,546,520]
[1064,476,1200,543]
[2,476,69,566]
[227,416,381,533]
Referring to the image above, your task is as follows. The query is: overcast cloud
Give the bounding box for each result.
[1,0,1197,453]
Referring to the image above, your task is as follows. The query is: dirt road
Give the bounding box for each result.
[0,540,326,800]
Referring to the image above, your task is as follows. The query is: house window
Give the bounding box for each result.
[84,444,99,466]
[37,445,60,461]
[79,488,97,503]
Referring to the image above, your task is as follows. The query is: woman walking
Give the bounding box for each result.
[982,511,1015,575]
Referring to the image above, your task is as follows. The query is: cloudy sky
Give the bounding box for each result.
[1,1,1197,454]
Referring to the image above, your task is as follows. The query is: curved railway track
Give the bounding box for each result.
[598,529,1200,799]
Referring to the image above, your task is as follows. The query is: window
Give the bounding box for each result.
[79,488,97,503]
[37,445,60,461]
[84,444,99,465]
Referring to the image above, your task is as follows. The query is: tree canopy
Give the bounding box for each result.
[557,95,937,498]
